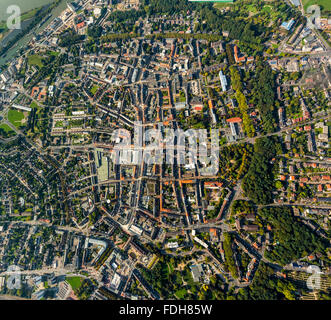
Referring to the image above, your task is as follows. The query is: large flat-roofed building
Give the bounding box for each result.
[219,70,228,92]
[229,122,237,136]
[0,71,11,83]
[129,224,143,236]
[281,19,295,31]
[190,264,204,282]
[12,104,32,112]
[110,273,122,292]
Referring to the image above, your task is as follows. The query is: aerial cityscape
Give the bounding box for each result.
[0,0,330,302]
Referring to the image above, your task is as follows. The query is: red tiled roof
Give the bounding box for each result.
[226,117,242,123]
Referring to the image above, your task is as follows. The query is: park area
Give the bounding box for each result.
[8,109,26,129]
[65,276,83,290]
[90,85,100,95]
[0,123,16,138]
[0,123,13,133]
[27,55,45,68]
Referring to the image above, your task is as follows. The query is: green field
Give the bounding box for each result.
[48,51,60,57]
[214,1,235,10]
[0,123,16,138]
[8,109,25,128]
[303,0,331,15]
[55,121,64,128]
[247,4,258,13]
[28,55,45,68]
[0,123,13,132]
[0,7,40,35]
[183,268,195,287]
[21,8,39,22]
[262,5,272,13]
[90,85,99,95]
[0,123,14,133]
[66,276,83,290]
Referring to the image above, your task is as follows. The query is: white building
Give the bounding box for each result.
[12,104,32,112]
[166,242,179,249]
[219,70,227,92]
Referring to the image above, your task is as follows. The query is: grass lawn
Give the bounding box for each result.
[30,101,40,110]
[90,85,99,95]
[66,276,83,290]
[183,268,195,287]
[214,2,235,10]
[262,5,272,13]
[0,21,7,30]
[55,121,64,128]
[28,55,44,68]
[0,123,14,133]
[247,4,258,13]
[48,50,60,57]
[179,93,186,103]
[16,216,32,221]
[8,109,25,128]
[303,0,331,15]
[21,8,39,22]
